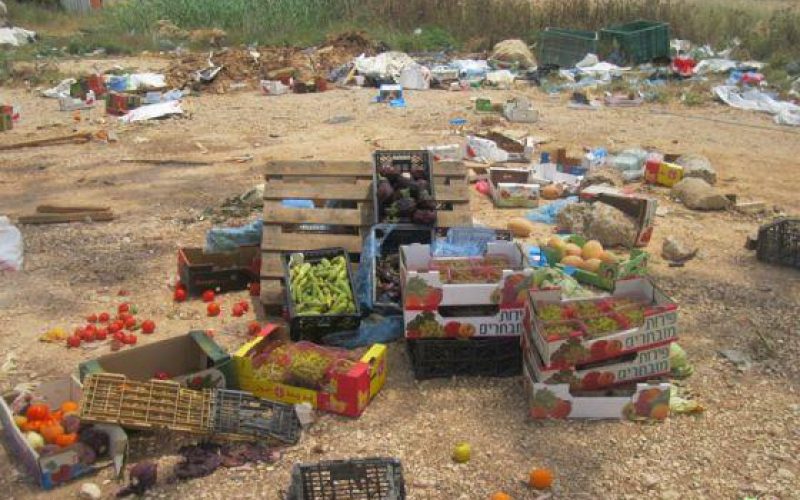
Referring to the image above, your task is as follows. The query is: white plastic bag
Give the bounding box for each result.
[464,135,509,164]
[0,216,23,271]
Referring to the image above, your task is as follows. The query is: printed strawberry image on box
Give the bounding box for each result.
[401,241,533,339]
[523,277,678,369]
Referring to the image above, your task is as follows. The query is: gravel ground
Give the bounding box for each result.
[0,56,798,499]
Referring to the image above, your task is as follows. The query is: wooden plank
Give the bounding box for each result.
[437,210,473,228]
[263,180,372,201]
[265,160,466,179]
[261,226,364,253]
[37,205,111,213]
[263,201,365,226]
[434,183,470,202]
[261,251,361,278]
[18,211,115,224]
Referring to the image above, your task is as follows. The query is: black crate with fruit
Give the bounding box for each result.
[373,150,437,226]
[371,224,435,315]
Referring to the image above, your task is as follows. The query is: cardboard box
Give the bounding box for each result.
[524,277,678,369]
[0,376,127,489]
[488,167,540,208]
[523,366,671,420]
[405,306,526,339]
[541,236,649,290]
[645,160,684,187]
[579,185,658,247]
[233,325,387,418]
[523,336,672,390]
[530,162,583,190]
[178,246,260,296]
[503,97,539,123]
[79,331,234,390]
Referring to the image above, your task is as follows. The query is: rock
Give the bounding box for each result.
[490,39,536,68]
[662,236,698,262]
[80,482,102,500]
[719,349,753,371]
[675,154,717,185]
[671,178,730,210]
[555,203,592,234]
[643,474,660,490]
[776,468,795,481]
[579,167,624,190]
[585,203,639,247]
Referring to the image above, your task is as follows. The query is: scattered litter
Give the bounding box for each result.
[119,101,183,123]
[526,197,578,224]
[713,86,800,126]
[0,27,36,46]
[0,216,23,271]
[354,51,416,80]
[568,92,602,110]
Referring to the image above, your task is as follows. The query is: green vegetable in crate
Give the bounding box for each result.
[288,253,356,315]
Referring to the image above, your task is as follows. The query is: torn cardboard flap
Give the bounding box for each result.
[580,185,658,247]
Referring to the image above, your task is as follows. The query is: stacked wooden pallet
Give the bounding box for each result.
[259,159,471,310]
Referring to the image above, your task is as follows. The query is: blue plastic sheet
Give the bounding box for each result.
[525,196,578,224]
[205,219,262,252]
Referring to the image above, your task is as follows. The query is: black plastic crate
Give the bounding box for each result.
[283,247,362,344]
[752,218,800,269]
[178,246,260,296]
[372,224,435,315]
[407,337,522,380]
[372,150,437,226]
[213,389,301,444]
[539,27,599,68]
[287,458,406,500]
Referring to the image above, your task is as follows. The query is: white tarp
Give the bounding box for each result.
[713,85,800,127]
[354,51,416,80]
[0,27,36,46]
[119,100,183,123]
[128,73,167,89]
[42,78,77,99]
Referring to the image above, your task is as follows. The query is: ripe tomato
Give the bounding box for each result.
[113,331,125,342]
[141,320,155,334]
[66,336,81,348]
[108,322,122,334]
[123,333,137,345]
[202,290,215,303]
[83,329,96,342]
[207,303,221,316]
[26,404,50,421]
[96,327,108,341]
[98,312,110,323]
[173,288,187,302]
[232,304,245,317]
[124,317,137,330]
[86,313,98,323]
[84,324,97,334]
[239,301,250,312]
[247,321,261,336]
[118,303,130,314]
[117,311,132,322]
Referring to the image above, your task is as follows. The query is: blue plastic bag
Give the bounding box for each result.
[525,196,578,224]
[205,219,263,252]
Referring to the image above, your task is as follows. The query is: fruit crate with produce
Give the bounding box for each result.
[407,336,522,380]
[233,325,387,418]
[373,150,437,226]
[523,369,671,421]
[540,235,648,291]
[0,376,128,489]
[370,224,435,315]
[79,373,301,444]
[282,247,361,343]
[259,159,470,311]
[287,457,406,500]
[524,277,678,368]
[487,167,540,208]
[177,246,260,296]
[78,331,234,390]
[401,240,533,339]
[523,337,672,391]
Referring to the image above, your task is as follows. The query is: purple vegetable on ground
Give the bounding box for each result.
[116,461,157,497]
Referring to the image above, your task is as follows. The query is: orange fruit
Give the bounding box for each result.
[55,433,78,448]
[60,401,79,414]
[650,403,670,420]
[638,388,663,405]
[490,493,512,500]
[40,422,65,444]
[529,468,554,489]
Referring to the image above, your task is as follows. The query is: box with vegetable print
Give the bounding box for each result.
[523,364,671,420]
[523,277,678,368]
[400,241,533,338]
[0,376,127,489]
[233,325,387,418]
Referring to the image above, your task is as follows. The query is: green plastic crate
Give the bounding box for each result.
[538,28,599,68]
[600,20,670,64]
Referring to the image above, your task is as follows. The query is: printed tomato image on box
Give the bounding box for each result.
[401,241,533,338]
[233,326,387,418]
[524,277,678,368]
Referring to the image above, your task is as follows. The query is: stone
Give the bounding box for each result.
[579,167,624,190]
[490,39,536,68]
[662,236,698,262]
[555,203,592,234]
[671,178,730,211]
[80,483,102,500]
[719,349,753,371]
[675,154,717,185]
[585,203,639,247]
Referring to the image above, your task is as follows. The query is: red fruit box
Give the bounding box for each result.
[401,241,533,338]
[523,364,671,420]
[522,335,672,391]
[0,376,127,489]
[524,277,678,368]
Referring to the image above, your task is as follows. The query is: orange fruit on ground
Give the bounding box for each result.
[60,401,79,414]
[529,468,554,489]
[490,493,512,500]
[638,387,663,405]
[650,403,670,420]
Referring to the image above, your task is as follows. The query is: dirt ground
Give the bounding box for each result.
[0,56,799,499]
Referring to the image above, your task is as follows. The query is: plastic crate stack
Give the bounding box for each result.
[400,232,528,380]
[521,277,677,420]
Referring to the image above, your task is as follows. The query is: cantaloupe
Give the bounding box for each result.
[546,236,567,251]
[583,258,602,272]
[561,255,584,268]
[599,251,619,264]
[564,243,582,256]
[581,240,604,260]
[508,217,535,237]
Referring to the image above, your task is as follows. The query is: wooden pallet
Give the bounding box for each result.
[260,159,471,309]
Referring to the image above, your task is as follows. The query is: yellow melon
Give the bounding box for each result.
[583,258,602,272]
[564,243,582,256]
[581,240,604,260]
[561,255,585,268]
[599,251,619,264]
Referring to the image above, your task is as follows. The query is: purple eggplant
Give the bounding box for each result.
[378,163,400,180]
[377,180,394,202]
[395,196,417,216]
[417,190,437,210]
[410,163,427,180]
[412,209,436,225]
